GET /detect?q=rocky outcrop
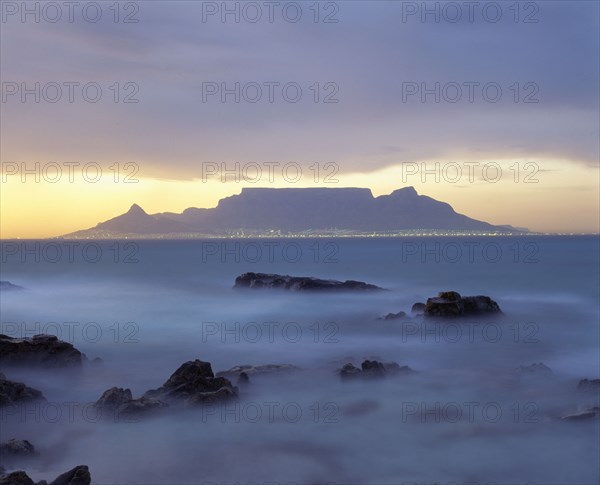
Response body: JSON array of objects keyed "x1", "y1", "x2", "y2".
[
  {"x1": 93, "y1": 387, "x2": 167, "y2": 420},
  {"x1": 560, "y1": 407, "x2": 600, "y2": 421},
  {"x1": 216, "y1": 364, "x2": 299, "y2": 380},
  {"x1": 411, "y1": 302, "x2": 425, "y2": 314},
  {"x1": 423, "y1": 291, "x2": 501, "y2": 317},
  {"x1": 234, "y1": 273, "x2": 383, "y2": 292},
  {"x1": 577, "y1": 378, "x2": 600, "y2": 392},
  {"x1": 0, "y1": 335, "x2": 84, "y2": 368},
  {"x1": 0, "y1": 439, "x2": 36, "y2": 458},
  {"x1": 339, "y1": 360, "x2": 413, "y2": 380},
  {"x1": 0, "y1": 373, "x2": 45, "y2": 406},
  {"x1": 379, "y1": 311, "x2": 406, "y2": 321},
  {"x1": 0, "y1": 465, "x2": 90, "y2": 485},
  {"x1": 48, "y1": 465, "x2": 90, "y2": 485},
  {"x1": 515, "y1": 363, "x2": 553, "y2": 377},
  {"x1": 144, "y1": 360, "x2": 237, "y2": 405},
  {"x1": 0, "y1": 471, "x2": 34, "y2": 485},
  {"x1": 0, "y1": 281, "x2": 24, "y2": 291}
]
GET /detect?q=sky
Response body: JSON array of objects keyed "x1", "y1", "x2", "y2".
[{"x1": 1, "y1": 0, "x2": 599, "y2": 237}]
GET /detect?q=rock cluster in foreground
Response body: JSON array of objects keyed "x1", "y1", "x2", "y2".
[
  {"x1": 339, "y1": 360, "x2": 413, "y2": 380},
  {"x1": 383, "y1": 291, "x2": 501, "y2": 320},
  {"x1": 0, "y1": 465, "x2": 90, "y2": 485},
  {"x1": 234, "y1": 273, "x2": 384, "y2": 291},
  {"x1": 94, "y1": 359, "x2": 237, "y2": 419}
]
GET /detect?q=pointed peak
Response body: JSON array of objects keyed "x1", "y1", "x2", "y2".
[
  {"x1": 127, "y1": 203, "x2": 147, "y2": 215},
  {"x1": 390, "y1": 186, "x2": 418, "y2": 196}
]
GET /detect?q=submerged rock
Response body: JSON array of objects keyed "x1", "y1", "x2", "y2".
[
  {"x1": 93, "y1": 387, "x2": 167, "y2": 420},
  {"x1": 560, "y1": 407, "x2": 600, "y2": 421},
  {"x1": 577, "y1": 378, "x2": 600, "y2": 392},
  {"x1": 0, "y1": 439, "x2": 36, "y2": 458},
  {"x1": 0, "y1": 335, "x2": 84, "y2": 368},
  {"x1": 144, "y1": 360, "x2": 237, "y2": 405},
  {"x1": 423, "y1": 291, "x2": 501, "y2": 317},
  {"x1": 515, "y1": 363, "x2": 554, "y2": 377},
  {"x1": 379, "y1": 311, "x2": 407, "y2": 321},
  {"x1": 216, "y1": 364, "x2": 300, "y2": 380},
  {"x1": 411, "y1": 302, "x2": 426, "y2": 314},
  {"x1": 0, "y1": 373, "x2": 45, "y2": 407},
  {"x1": 234, "y1": 272, "x2": 384, "y2": 292},
  {"x1": 340, "y1": 360, "x2": 413, "y2": 380},
  {"x1": 0, "y1": 281, "x2": 24, "y2": 291}
]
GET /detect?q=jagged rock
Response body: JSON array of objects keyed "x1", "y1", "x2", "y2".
[
  {"x1": 0, "y1": 281, "x2": 24, "y2": 291},
  {"x1": 237, "y1": 372, "x2": 250, "y2": 386},
  {"x1": 0, "y1": 439, "x2": 35, "y2": 457},
  {"x1": 0, "y1": 471, "x2": 35, "y2": 485},
  {"x1": 379, "y1": 311, "x2": 407, "y2": 321},
  {"x1": 144, "y1": 360, "x2": 237, "y2": 405},
  {"x1": 94, "y1": 387, "x2": 167, "y2": 419},
  {"x1": 0, "y1": 335, "x2": 84, "y2": 368},
  {"x1": 411, "y1": 302, "x2": 425, "y2": 314},
  {"x1": 577, "y1": 378, "x2": 600, "y2": 392},
  {"x1": 423, "y1": 292, "x2": 501, "y2": 317},
  {"x1": 0, "y1": 374, "x2": 45, "y2": 407},
  {"x1": 49, "y1": 465, "x2": 90, "y2": 485},
  {"x1": 216, "y1": 364, "x2": 299, "y2": 380},
  {"x1": 340, "y1": 360, "x2": 413, "y2": 380},
  {"x1": 560, "y1": 407, "x2": 600, "y2": 421},
  {"x1": 234, "y1": 273, "x2": 383, "y2": 292},
  {"x1": 516, "y1": 363, "x2": 553, "y2": 376}
]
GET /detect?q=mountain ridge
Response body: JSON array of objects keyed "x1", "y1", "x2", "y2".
[{"x1": 63, "y1": 186, "x2": 527, "y2": 238}]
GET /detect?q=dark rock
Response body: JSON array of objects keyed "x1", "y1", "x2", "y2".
[
  {"x1": 411, "y1": 302, "x2": 426, "y2": 314},
  {"x1": 0, "y1": 471, "x2": 35, "y2": 485},
  {"x1": 0, "y1": 375, "x2": 45, "y2": 407},
  {"x1": 0, "y1": 281, "x2": 24, "y2": 291},
  {"x1": 94, "y1": 387, "x2": 132, "y2": 410},
  {"x1": 340, "y1": 360, "x2": 413, "y2": 380},
  {"x1": 0, "y1": 439, "x2": 36, "y2": 458},
  {"x1": 577, "y1": 378, "x2": 600, "y2": 392},
  {"x1": 0, "y1": 335, "x2": 84, "y2": 368},
  {"x1": 216, "y1": 364, "x2": 299, "y2": 380},
  {"x1": 339, "y1": 363, "x2": 363, "y2": 380},
  {"x1": 560, "y1": 407, "x2": 600, "y2": 421},
  {"x1": 234, "y1": 273, "x2": 384, "y2": 292},
  {"x1": 423, "y1": 292, "x2": 501, "y2": 317},
  {"x1": 94, "y1": 387, "x2": 167, "y2": 420},
  {"x1": 113, "y1": 397, "x2": 168, "y2": 418},
  {"x1": 144, "y1": 360, "x2": 237, "y2": 405},
  {"x1": 237, "y1": 372, "x2": 250, "y2": 386},
  {"x1": 49, "y1": 465, "x2": 90, "y2": 485},
  {"x1": 516, "y1": 363, "x2": 553, "y2": 376},
  {"x1": 379, "y1": 311, "x2": 406, "y2": 321},
  {"x1": 361, "y1": 360, "x2": 387, "y2": 378}
]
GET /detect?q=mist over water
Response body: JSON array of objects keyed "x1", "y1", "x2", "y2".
[{"x1": 1, "y1": 236, "x2": 598, "y2": 484}]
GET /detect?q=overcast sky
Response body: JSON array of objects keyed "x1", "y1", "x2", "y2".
[{"x1": 1, "y1": 1, "x2": 599, "y2": 236}]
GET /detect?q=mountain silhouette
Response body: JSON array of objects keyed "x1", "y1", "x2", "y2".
[{"x1": 64, "y1": 187, "x2": 523, "y2": 237}]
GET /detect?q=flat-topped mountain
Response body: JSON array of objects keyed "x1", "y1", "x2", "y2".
[{"x1": 63, "y1": 187, "x2": 524, "y2": 237}]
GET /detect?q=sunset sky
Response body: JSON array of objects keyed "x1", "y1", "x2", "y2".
[{"x1": 1, "y1": 1, "x2": 598, "y2": 238}]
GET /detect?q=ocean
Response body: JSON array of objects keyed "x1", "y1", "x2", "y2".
[{"x1": 1, "y1": 236, "x2": 599, "y2": 484}]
